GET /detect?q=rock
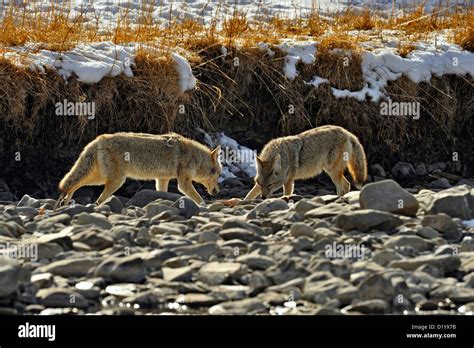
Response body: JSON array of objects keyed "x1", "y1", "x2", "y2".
[
  {"x1": 102, "y1": 196, "x2": 123, "y2": 214},
  {"x1": 71, "y1": 230, "x2": 114, "y2": 250},
  {"x1": 177, "y1": 293, "x2": 221, "y2": 307},
  {"x1": 198, "y1": 230, "x2": 220, "y2": 243},
  {"x1": 219, "y1": 228, "x2": 264, "y2": 242},
  {"x1": 236, "y1": 254, "x2": 276, "y2": 270},
  {"x1": 371, "y1": 164, "x2": 386, "y2": 178},
  {"x1": 222, "y1": 218, "x2": 266, "y2": 236},
  {"x1": 427, "y1": 162, "x2": 447, "y2": 173},
  {"x1": 172, "y1": 242, "x2": 219, "y2": 260},
  {"x1": 335, "y1": 209, "x2": 403, "y2": 232},
  {"x1": 17, "y1": 195, "x2": 40, "y2": 208},
  {"x1": 430, "y1": 285, "x2": 474, "y2": 304},
  {"x1": 342, "y1": 299, "x2": 389, "y2": 314},
  {"x1": 126, "y1": 190, "x2": 181, "y2": 207},
  {"x1": 416, "y1": 226, "x2": 440, "y2": 239},
  {"x1": 391, "y1": 162, "x2": 417, "y2": 183},
  {"x1": 123, "y1": 290, "x2": 163, "y2": 308},
  {"x1": 415, "y1": 163, "x2": 427, "y2": 176},
  {"x1": 428, "y1": 178, "x2": 452, "y2": 189},
  {"x1": 74, "y1": 212, "x2": 112, "y2": 230},
  {"x1": 389, "y1": 254, "x2": 460, "y2": 275},
  {"x1": 372, "y1": 250, "x2": 403, "y2": 266},
  {"x1": 358, "y1": 274, "x2": 395, "y2": 301},
  {"x1": 95, "y1": 255, "x2": 147, "y2": 283},
  {"x1": 0, "y1": 221, "x2": 26, "y2": 238},
  {"x1": 461, "y1": 238, "x2": 474, "y2": 252},
  {"x1": 145, "y1": 203, "x2": 180, "y2": 218},
  {"x1": 198, "y1": 262, "x2": 246, "y2": 285},
  {"x1": 38, "y1": 258, "x2": 96, "y2": 277},
  {"x1": 383, "y1": 235, "x2": 431, "y2": 252},
  {"x1": 0, "y1": 260, "x2": 30, "y2": 298},
  {"x1": 209, "y1": 298, "x2": 267, "y2": 315},
  {"x1": 421, "y1": 214, "x2": 462, "y2": 241},
  {"x1": 172, "y1": 197, "x2": 200, "y2": 219},
  {"x1": 37, "y1": 213, "x2": 71, "y2": 226},
  {"x1": 422, "y1": 185, "x2": 474, "y2": 219},
  {"x1": 208, "y1": 202, "x2": 225, "y2": 212},
  {"x1": 293, "y1": 199, "x2": 322, "y2": 215},
  {"x1": 290, "y1": 222, "x2": 316, "y2": 238},
  {"x1": 162, "y1": 266, "x2": 194, "y2": 282},
  {"x1": 303, "y1": 278, "x2": 358, "y2": 306},
  {"x1": 304, "y1": 203, "x2": 352, "y2": 219},
  {"x1": 359, "y1": 180, "x2": 419, "y2": 216},
  {"x1": 36, "y1": 288, "x2": 88, "y2": 308},
  {"x1": 253, "y1": 199, "x2": 289, "y2": 214}
]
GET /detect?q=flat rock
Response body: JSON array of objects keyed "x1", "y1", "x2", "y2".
[
  {"x1": 219, "y1": 228, "x2": 264, "y2": 242},
  {"x1": 389, "y1": 254, "x2": 460, "y2": 275},
  {"x1": 335, "y1": 209, "x2": 403, "y2": 232},
  {"x1": 38, "y1": 258, "x2": 97, "y2": 278},
  {"x1": 236, "y1": 254, "x2": 276, "y2": 270},
  {"x1": 383, "y1": 235, "x2": 431, "y2": 252},
  {"x1": 421, "y1": 185, "x2": 474, "y2": 219},
  {"x1": 126, "y1": 190, "x2": 182, "y2": 207},
  {"x1": 305, "y1": 203, "x2": 352, "y2": 219},
  {"x1": 36, "y1": 288, "x2": 88, "y2": 308},
  {"x1": 209, "y1": 298, "x2": 267, "y2": 315},
  {"x1": 95, "y1": 255, "x2": 147, "y2": 283},
  {"x1": 359, "y1": 180, "x2": 419, "y2": 216}
]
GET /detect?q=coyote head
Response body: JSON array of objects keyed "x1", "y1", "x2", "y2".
[
  {"x1": 202, "y1": 145, "x2": 222, "y2": 195},
  {"x1": 255, "y1": 154, "x2": 283, "y2": 199}
]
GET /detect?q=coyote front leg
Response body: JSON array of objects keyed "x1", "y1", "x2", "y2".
[
  {"x1": 244, "y1": 184, "x2": 261, "y2": 200},
  {"x1": 177, "y1": 176, "x2": 205, "y2": 205},
  {"x1": 156, "y1": 178, "x2": 169, "y2": 192},
  {"x1": 283, "y1": 178, "x2": 294, "y2": 196}
]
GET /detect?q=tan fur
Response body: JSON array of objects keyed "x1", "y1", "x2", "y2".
[
  {"x1": 244, "y1": 125, "x2": 367, "y2": 199},
  {"x1": 54, "y1": 132, "x2": 221, "y2": 209}
]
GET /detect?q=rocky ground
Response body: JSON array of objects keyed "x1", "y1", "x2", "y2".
[{"x1": 1, "y1": 174, "x2": 474, "y2": 315}]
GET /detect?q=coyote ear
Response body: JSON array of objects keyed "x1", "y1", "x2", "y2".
[
  {"x1": 211, "y1": 145, "x2": 221, "y2": 160},
  {"x1": 273, "y1": 154, "x2": 282, "y2": 171},
  {"x1": 256, "y1": 156, "x2": 264, "y2": 168}
]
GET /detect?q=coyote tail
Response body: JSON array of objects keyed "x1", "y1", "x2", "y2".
[{"x1": 347, "y1": 136, "x2": 367, "y2": 188}]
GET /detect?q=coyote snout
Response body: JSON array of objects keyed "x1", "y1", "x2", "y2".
[
  {"x1": 54, "y1": 132, "x2": 222, "y2": 209},
  {"x1": 245, "y1": 125, "x2": 367, "y2": 200}
]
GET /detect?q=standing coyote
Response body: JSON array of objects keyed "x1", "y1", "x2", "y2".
[
  {"x1": 54, "y1": 132, "x2": 221, "y2": 209},
  {"x1": 244, "y1": 125, "x2": 367, "y2": 199}
]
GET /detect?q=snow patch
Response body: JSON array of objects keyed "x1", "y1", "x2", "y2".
[
  {"x1": 171, "y1": 52, "x2": 197, "y2": 92},
  {"x1": 278, "y1": 41, "x2": 317, "y2": 80},
  {"x1": 306, "y1": 76, "x2": 329, "y2": 88}
]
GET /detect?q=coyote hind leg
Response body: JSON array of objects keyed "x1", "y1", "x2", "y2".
[{"x1": 326, "y1": 167, "x2": 350, "y2": 197}]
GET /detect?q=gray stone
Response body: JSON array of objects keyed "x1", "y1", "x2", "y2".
[
  {"x1": 290, "y1": 222, "x2": 316, "y2": 238},
  {"x1": 38, "y1": 258, "x2": 96, "y2": 277},
  {"x1": 359, "y1": 180, "x2": 419, "y2": 216},
  {"x1": 162, "y1": 266, "x2": 194, "y2": 282},
  {"x1": 343, "y1": 299, "x2": 389, "y2": 314},
  {"x1": 389, "y1": 254, "x2": 460, "y2": 275},
  {"x1": 219, "y1": 228, "x2": 264, "y2": 242},
  {"x1": 126, "y1": 190, "x2": 182, "y2": 207},
  {"x1": 422, "y1": 185, "x2": 474, "y2": 219},
  {"x1": 209, "y1": 298, "x2": 266, "y2": 315},
  {"x1": 428, "y1": 178, "x2": 452, "y2": 189},
  {"x1": 391, "y1": 162, "x2": 417, "y2": 182},
  {"x1": 198, "y1": 262, "x2": 246, "y2": 285},
  {"x1": 305, "y1": 203, "x2": 352, "y2": 219},
  {"x1": 95, "y1": 255, "x2": 147, "y2": 283},
  {"x1": 383, "y1": 235, "x2": 431, "y2": 252},
  {"x1": 74, "y1": 212, "x2": 112, "y2": 230},
  {"x1": 253, "y1": 199, "x2": 289, "y2": 214},
  {"x1": 236, "y1": 254, "x2": 276, "y2": 270},
  {"x1": 36, "y1": 288, "x2": 88, "y2": 308},
  {"x1": 71, "y1": 230, "x2": 114, "y2": 250},
  {"x1": 172, "y1": 242, "x2": 219, "y2": 260},
  {"x1": 335, "y1": 209, "x2": 403, "y2": 232},
  {"x1": 172, "y1": 197, "x2": 200, "y2": 219},
  {"x1": 416, "y1": 226, "x2": 440, "y2": 239},
  {"x1": 358, "y1": 273, "x2": 395, "y2": 301},
  {"x1": 17, "y1": 195, "x2": 41, "y2": 208},
  {"x1": 102, "y1": 196, "x2": 123, "y2": 214},
  {"x1": 0, "y1": 260, "x2": 30, "y2": 297},
  {"x1": 421, "y1": 214, "x2": 462, "y2": 241},
  {"x1": 303, "y1": 278, "x2": 358, "y2": 306}
]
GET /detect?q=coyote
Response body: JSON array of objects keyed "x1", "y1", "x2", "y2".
[
  {"x1": 244, "y1": 125, "x2": 367, "y2": 199},
  {"x1": 54, "y1": 132, "x2": 221, "y2": 209}
]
